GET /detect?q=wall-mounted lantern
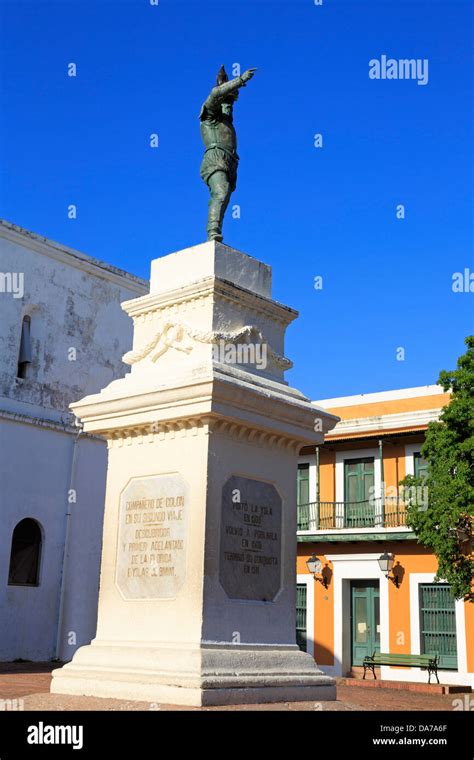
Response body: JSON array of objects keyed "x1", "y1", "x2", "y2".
[
  {"x1": 378, "y1": 552, "x2": 399, "y2": 588},
  {"x1": 306, "y1": 554, "x2": 329, "y2": 588}
]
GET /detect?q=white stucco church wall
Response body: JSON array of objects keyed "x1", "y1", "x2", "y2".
[{"x1": 0, "y1": 221, "x2": 148, "y2": 662}]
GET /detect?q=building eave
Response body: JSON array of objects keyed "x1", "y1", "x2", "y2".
[
  {"x1": 306, "y1": 407, "x2": 443, "y2": 445},
  {"x1": 0, "y1": 219, "x2": 149, "y2": 295}
]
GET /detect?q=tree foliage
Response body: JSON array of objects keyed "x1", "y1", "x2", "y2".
[{"x1": 400, "y1": 336, "x2": 474, "y2": 601}]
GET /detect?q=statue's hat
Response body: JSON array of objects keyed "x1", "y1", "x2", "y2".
[{"x1": 216, "y1": 65, "x2": 229, "y2": 85}]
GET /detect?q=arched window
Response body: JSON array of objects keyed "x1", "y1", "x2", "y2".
[
  {"x1": 17, "y1": 315, "x2": 32, "y2": 379},
  {"x1": 8, "y1": 519, "x2": 42, "y2": 586}
]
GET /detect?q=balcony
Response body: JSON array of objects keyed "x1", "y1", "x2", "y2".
[{"x1": 297, "y1": 497, "x2": 409, "y2": 533}]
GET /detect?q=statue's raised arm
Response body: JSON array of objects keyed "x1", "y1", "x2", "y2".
[
  {"x1": 202, "y1": 68, "x2": 256, "y2": 116},
  {"x1": 199, "y1": 66, "x2": 257, "y2": 242}
]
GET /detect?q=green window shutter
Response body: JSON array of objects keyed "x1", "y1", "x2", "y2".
[
  {"x1": 344, "y1": 458, "x2": 375, "y2": 527},
  {"x1": 419, "y1": 584, "x2": 458, "y2": 670},
  {"x1": 414, "y1": 452, "x2": 429, "y2": 480},
  {"x1": 297, "y1": 463, "x2": 310, "y2": 506},
  {"x1": 344, "y1": 458, "x2": 374, "y2": 502},
  {"x1": 296, "y1": 584, "x2": 307, "y2": 652}
]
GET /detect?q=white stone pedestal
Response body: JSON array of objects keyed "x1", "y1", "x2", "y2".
[{"x1": 51, "y1": 242, "x2": 339, "y2": 706}]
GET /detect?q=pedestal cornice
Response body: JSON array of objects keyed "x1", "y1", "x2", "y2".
[
  {"x1": 122, "y1": 276, "x2": 298, "y2": 326},
  {"x1": 71, "y1": 367, "x2": 338, "y2": 449}
]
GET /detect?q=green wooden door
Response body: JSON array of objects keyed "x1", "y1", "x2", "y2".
[
  {"x1": 344, "y1": 458, "x2": 375, "y2": 527},
  {"x1": 351, "y1": 581, "x2": 380, "y2": 665},
  {"x1": 296, "y1": 584, "x2": 307, "y2": 651},
  {"x1": 419, "y1": 584, "x2": 458, "y2": 670}
]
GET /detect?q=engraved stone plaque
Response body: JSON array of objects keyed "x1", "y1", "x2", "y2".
[
  {"x1": 116, "y1": 474, "x2": 187, "y2": 600},
  {"x1": 219, "y1": 476, "x2": 282, "y2": 601}
]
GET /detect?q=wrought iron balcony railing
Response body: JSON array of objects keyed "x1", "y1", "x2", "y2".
[{"x1": 297, "y1": 497, "x2": 408, "y2": 531}]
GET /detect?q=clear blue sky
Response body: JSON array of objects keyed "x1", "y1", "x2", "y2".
[{"x1": 1, "y1": 0, "x2": 472, "y2": 398}]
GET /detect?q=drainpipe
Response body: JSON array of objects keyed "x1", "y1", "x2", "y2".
[
  {"x1": 378, "y1": 438, "x2": 384, "y2": 527},
  {"x1": 54, "y1": 422, "x2": 83, "y2": 660}
]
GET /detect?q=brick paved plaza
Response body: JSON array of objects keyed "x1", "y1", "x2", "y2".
[{"x1": 0, "y1": 663, "x2": 470, "y2": 712}]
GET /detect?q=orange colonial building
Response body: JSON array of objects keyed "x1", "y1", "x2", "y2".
[{"x1": 296, "y1": 385, "x2": 474, "y2": 687}]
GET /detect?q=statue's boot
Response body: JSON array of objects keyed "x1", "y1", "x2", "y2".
[
  {"x1": 207, "y1": 199, "x2": 225, "y2": 242},
  {"x1": 207, "y1": 200, "x2": 224, "y2": 241},
  {"x1": 207, "y1": 171, "x2": 231, "y2": 242}
]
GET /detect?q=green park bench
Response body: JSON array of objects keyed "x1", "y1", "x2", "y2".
[{"x1": 363, "y1": 652, "x2": 440, "y2": 684}]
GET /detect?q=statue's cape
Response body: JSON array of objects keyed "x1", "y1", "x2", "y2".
[{"x1": 199, "y1": 104, "x2": 207, "y2": 120}]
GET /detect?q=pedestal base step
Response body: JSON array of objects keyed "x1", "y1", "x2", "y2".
[
  {"x1": 50, "y1": 643, "x2": 336, "y2": 706},
  {"x1": 51, "y1": 674, "x2": 336, "y2": 706}
]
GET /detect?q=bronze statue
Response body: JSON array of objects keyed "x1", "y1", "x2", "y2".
[{"x1": 199, "y1": 65, "x2": 257, "y2": 242}]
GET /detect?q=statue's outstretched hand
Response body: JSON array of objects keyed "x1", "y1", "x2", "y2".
[{"x1": 241, "y1": 68, "x2": 257, "y2": 83}]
